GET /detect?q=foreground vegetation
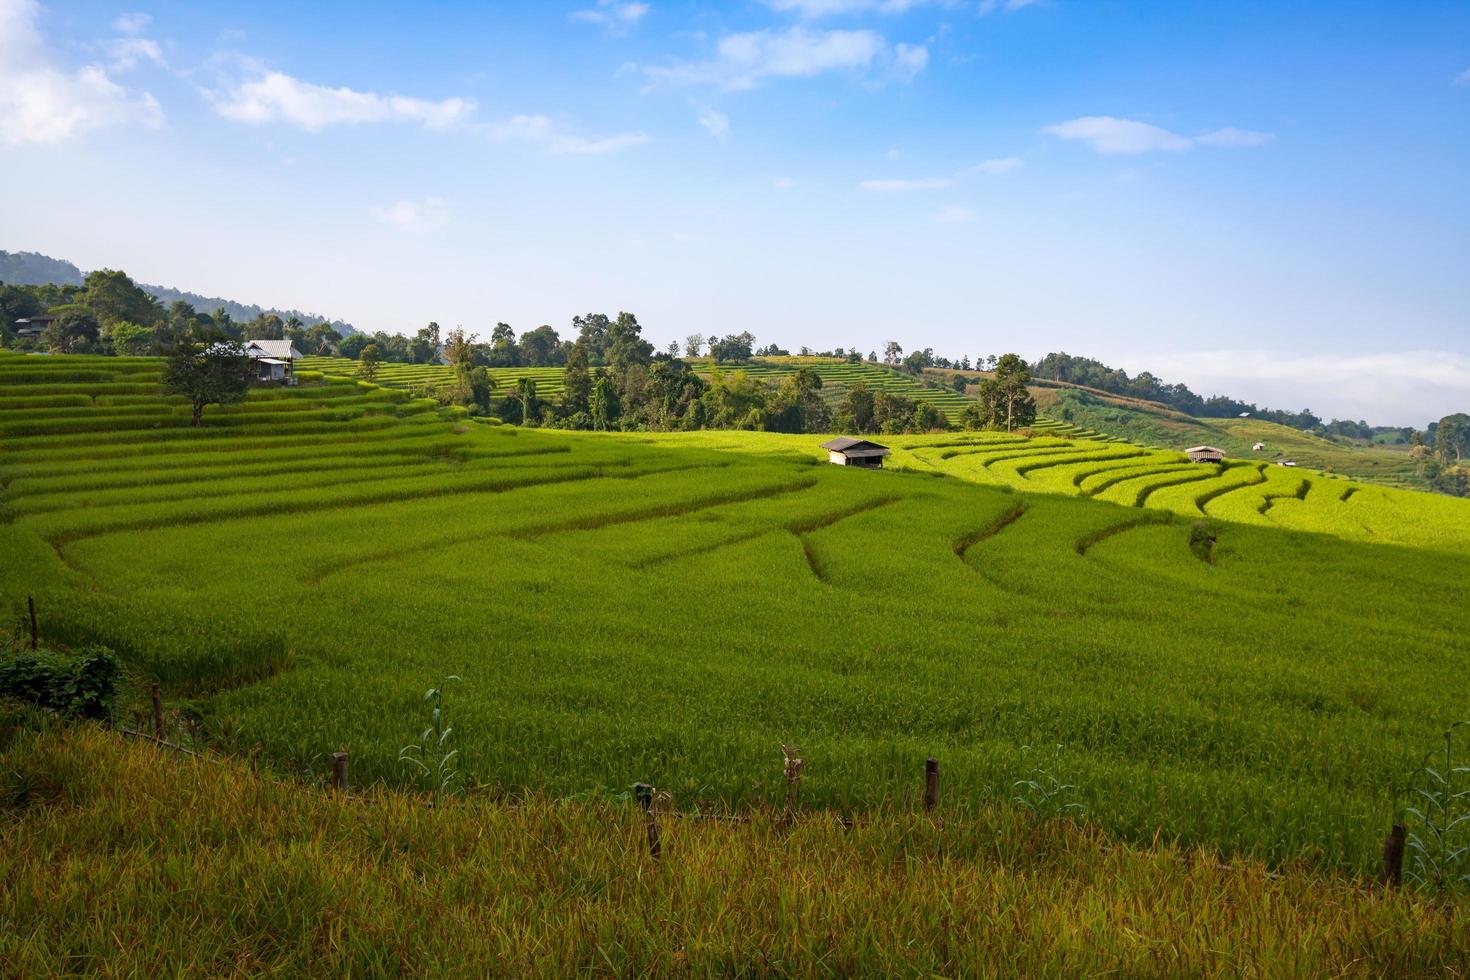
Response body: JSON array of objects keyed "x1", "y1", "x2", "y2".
[{"x1": 2, "y1": 718, "x2": 1466, "y2": 976}]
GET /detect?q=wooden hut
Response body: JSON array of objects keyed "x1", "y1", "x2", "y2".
[
  {"x1": 1184, "y1": 445, "x2": 1225, "y2": 464},
  {"x1": 820, "y1": 437, "x2": 891, "y2": 468}
]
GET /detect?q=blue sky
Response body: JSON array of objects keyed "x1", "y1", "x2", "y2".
[{"x1": 2, "y1": 0, "x2": 1468, "y2": 423}]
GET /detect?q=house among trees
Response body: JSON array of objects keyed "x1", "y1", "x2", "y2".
[
  {"x1": 243, "y1": 339, "x2": 302, "y2": 384},
  {"x1": 821, "y1": 437, "x2": 891, "y2": 468},
  {"x1": 1185, "y1": 445, "x2": 1226, "y2": 464},
  {"x1": 14, "y1": 314, "x2": 58, "y2": 338}
]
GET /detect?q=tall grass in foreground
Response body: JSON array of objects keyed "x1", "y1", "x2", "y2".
[{"x1": 1, "y1": 721, "x2": 1467, "y2": 977}]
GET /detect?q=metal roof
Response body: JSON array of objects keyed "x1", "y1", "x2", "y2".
[
  {"x1": 244, "y1": 340, "x2": 302, "y2": 360},
  {"x1": 821, "y1": 437, "x2": 891, "y2": 456}
]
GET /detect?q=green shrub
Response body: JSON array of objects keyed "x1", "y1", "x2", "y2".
[{"x1": 0, "y1": 646, "x2": 119, "y2": 720}]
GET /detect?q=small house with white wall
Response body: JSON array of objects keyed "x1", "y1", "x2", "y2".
[
  {"x1": 243, "y1": 340, "x2": 303, "y2": 384},
  {"x1": 821, "y1": 437, "x2": 891, "y2": 468}
]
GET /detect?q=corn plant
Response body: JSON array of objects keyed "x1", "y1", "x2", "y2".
[
  {"x1": 1404, "y1": 721, "x2": 1470, "y2": 894},
  {"x1": 399, "y1": 677, "x2": 463, "y2": 799}
]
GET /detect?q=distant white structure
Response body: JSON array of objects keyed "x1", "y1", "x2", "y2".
[
  {"x1": 1252, "y1": 442, "x2": 1266, "y2": 451},
  {"x1": 243, "y1": 340, "x2": 302, "y2": 384},
  {"x1": 1277, "y1": 460, "x2": 1298, "y2": 467},
  {"x1": 1239, "y1": 412, "x2": 1251, "y2": 418}
]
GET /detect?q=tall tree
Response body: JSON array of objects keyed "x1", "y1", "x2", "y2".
[
  {"x1": 517, "y1": 324, "x2": 563, "y2": 366},
  {"x1": 562, "y1": 340, "x2": 592, "y2": 417},
  {"x1": 883, "y1": 341, "x2": 903, "y2": 365},
  {"x1": 684, "y1": 333, "x2": 705, "y2": 358},
  {"x1": 1437, "y1": 413, "x2": 1470, "y2": 462},
  {"x1": 164, "y1": 337, "x2": 255, "y2": 426},
  {"x1": 356, "y1": 343, "x2": 382, "y2": 381},
  {"x1": 590, "y1": 373, "x2": 619, "y2": 430},
  {"x1": 83, "y1": 269, "x2": 160, "y2": 328}
]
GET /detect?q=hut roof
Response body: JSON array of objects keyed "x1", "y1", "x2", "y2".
[
  {"x1": 820, "y1": 437, "x2": 891, "y2": 457},
  {"x1": 243, "y1": 340, "x2": 303, "y2": 361},
  {"x1": 1184, "y1": 446, "x2": 1225, "y2": 455}
]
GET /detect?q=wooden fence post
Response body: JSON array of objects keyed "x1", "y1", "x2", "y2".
[
  {"x1": 924, "y1": 757, "x2": 940, "y2": 812},
  {"x1": 1381, "y1": 823, "x2": 1406, "y2": 887},
  {"x1": 635, "y1": 782, "x2": 660, "y2": 860},
  {"x1": 332, "y1": 751, "x2": 350, "y2": 796},
  {"x1": 782, "y1": 745, "x2": 804, "y2": 825},
  {"x1": 150, "y1": 683, "x2": 164, "y2": 740},
  {"x1": 27, "y1": 594, "x2": 38, "y2": 650}
]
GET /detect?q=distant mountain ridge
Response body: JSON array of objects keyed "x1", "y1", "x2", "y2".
[{"x1": 0, "y1": 249, "x2": 356, "y2": 335}]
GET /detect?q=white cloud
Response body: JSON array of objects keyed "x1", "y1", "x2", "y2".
[
  {"x1": 933, "y1": 204, "x2": 975, "y2": 223},
  {"x1": 1196, "y1": 126, "x2": 1274, "y2": 148},
  {"x1": 1044, "y1": 116, "x2": 1275, "y2": 155},
  {"x1": 208, "y1": 70, "x2": 474, "y2": 130},
  {"x1": 372, "y1": 196, "x2": 449, "y2": 233},
  {"x1": 1043, "y1": 116, "x2": 1192, "y2": 155},
  {"x1": 484, "y1": 112, "x2": 648, "y2": 155},
  {"x1": 487, "y1": 113, "x2": 553, "y2": 141},
  {"x1": 0, "y1": 0, "x2": 163, "y2": 146},
  {"x1": 763, "y1": 0, "x2": 934, "y2": 15},
  {"x1": 113, "y1": 11, "x2": 151, "y2": 34},
  {"x1": 860, "y1": 176, "x2": 954, "y2": 191},
  {"x1": 979, "y1": 0, "x2": 1040, "y2": 12},
  {"x1": 551, "y1": 131, "x2": 650, "y2": 154},
  {"x1": 970, "y1": 155, "x2": 1022, "y2": 174},
  {"x1": 107, "y1": 36, "x2": 165, "y2": 72},
  {"x1": 773, "y1": 176, "x2": 796, "y2": 189},
  {"x1": 891, "y1": 42, "x2": 928, "y2": 82},
  {"x1": 1129, "y1": 350, "x2": 1470, "y2": 425},
  {"x1": 572, "y1": 0, "x2": 650, "y2": 34},
  {"x1": 644, "y1": 27, "x2": 908, "y2": 91},
  {"x1": 698, "y1": 106, "x2": 730, "y2": 139},
  {"x1": 1455, "y1": 67, "x2": 1470, "y2": 86}
]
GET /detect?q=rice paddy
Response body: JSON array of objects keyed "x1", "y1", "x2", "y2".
[{"x1": 4, "y1": 349, "x2": 1470, "y2": 883}]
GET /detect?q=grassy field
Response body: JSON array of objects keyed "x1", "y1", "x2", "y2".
[
  {"x1": 3, "y1": 350, "x2": 1470, "y2": 887},
  {"x1": 4, "y1": 717, "x2": 1467, "y2": 976}
]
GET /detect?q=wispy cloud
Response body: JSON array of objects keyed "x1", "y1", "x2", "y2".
[
  {"x1": 763, "y1": 0, "x2": 935, "y2": 17},
  {"x1": 484, "y1": 112, "x2": 648, "y2": 155},
  {"x1": 112, "y1": 11, "x2": 152, "y2": 35},
  {"x1": 1043, "y1": 116, "x2": 1273, "y2": 155},
  {"x1": 643, "y1": 27, "x2": 920, "y2": 91},
  {"x1": 0, "y1": 0, "x2": 163, "y2": 146},
  {"x1": 773, "y1": 176, "x2": 796, "y2": 189},
  {"x1": 765, "y1": 0, "x2": 1038, "y2": 16},
  {"x1": 372, "y1": 196, "x2": 449, "y2": 233},
  {"x1": 1195, "y1": 126, "x2": 1273, "y2": 148},
  {"x1": 863, "y1": 155, "x2": 1021, "y2": 191},
  {"x1": 106, "y1": 37, "x2": 166, "y2": 72},
  {"x1": 1042, "y1": 117, "x2": 1192, "y2": 154},
  {"x1": 978, "y1": 0, "x2": 1041, "y2": 13},
  {"x1": 969, "y1": 155, "x2": 1022, "y2": 174},
  {"x1": 572, "y1": 0, "x2": 650, "y2": 35},
  {"x1": 208, "y1": 68, "x2": 474, "y2": 130},
  {"x1": 860, "y1": 176, "x2": 953, "y2": 191},
  {"x1": 933, "y1": 204, "x2": 975, "y2": 223},
  {"x1": 698, "y1": 107, "x2": 730, "y2": 140},
  {"x1": 1455, "y1": 67, "x2": 1470, "y2": 86},
  {"x1": 551, "y1": 131, "x2": 650, "y2": 154}
]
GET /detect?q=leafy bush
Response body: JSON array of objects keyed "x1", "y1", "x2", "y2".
[{"x1": 0, "y1": 646, "x2": 119, "y2": 719}]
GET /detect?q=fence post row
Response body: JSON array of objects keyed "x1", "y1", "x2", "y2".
[
  {"x1": 1380, "y1": 823, "x2": 1406, "y2": 887},
  {"x1": 635, "y1": 782, "x2": 660, "y2": 860},
  {"x1": 332, "y1": 751, "x2": 350, "y2": 796},
  {"x1": 924, "y1": 757, "x2": 940, "y2": 812}
]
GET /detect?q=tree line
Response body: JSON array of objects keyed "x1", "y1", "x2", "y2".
[{"x1": 0, "y1": 270, "x2": 347, "y2": 357}]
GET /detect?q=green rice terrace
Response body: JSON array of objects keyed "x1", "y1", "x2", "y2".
[{"x1": 4, "y1": 349, "x2": 1470, "y2": 881}]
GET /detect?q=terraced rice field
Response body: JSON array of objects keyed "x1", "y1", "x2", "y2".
[
  {"x1": 4, "y1": 350, "x2": 1470, "y2": 878},
  {"x1": 730, "y1": 358, "x2": 978, "y2": 422},
  {"x1": 298, "y1": 355, "x2": 566, "y2": 400}
]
